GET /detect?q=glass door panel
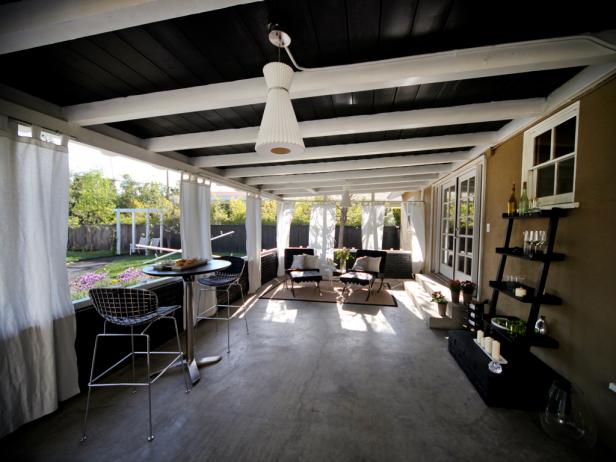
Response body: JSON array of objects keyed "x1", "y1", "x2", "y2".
[{"x1": 438, "y1": 181, "x2": 456, "y2": 278}]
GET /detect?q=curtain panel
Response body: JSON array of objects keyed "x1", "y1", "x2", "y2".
[
  {"x1": 245, "y1": 194, "x2": 262, "y2": 293},
  {"x1": 0, "y1": 122, "x2": 79, "y2": 437},
  {"x1": 180, "y1": 177, "x2": 215, "y2": 320},
  {"x1": 361, "y1": 204, "x2": 385, "y2": 250},
  {"x1": 276, "y1": 201, "x2": 294, "y2": 277},
  {"x1": 407, "y1": 202, "x2": 426, "y2": 274},
  {"x1": 308, "y1": 203, "x2": 336, "y2": 262}
]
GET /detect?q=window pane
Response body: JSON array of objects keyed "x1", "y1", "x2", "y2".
[
  {"x1": 17, "y1": 124, "x2": 32, "y2": 137},
  {"x1": 458, "y1": 255, "x2": 465, "y2": 273},
  {"x1": 534, "y1": 130, "x2": 551, "y2": 165},
  {"x1": 465, "y1": 257, "x2": 472, "y2": 276},
  {"x1": 447, "y1": 235, "x2": 454, "y2": 250},
  {"x1": 468, "y1": 177, "x2": 475, "y2": 196},
  {"x1": 458, "y1": 237, "x2": 466, "y2": 253},
  {"x1": 557, "y1": 158, "x2": 575, "y2": 194},
  {"x1": 447, "y1": 253, "x2": 453, "y2": 266},
  {"x1": 537, "y1": 164, "x2": 556, "y2": 198},
  {"x1": 467, "y1": 238, "x2": 473, "y2": 252},
  {"x1": 554, "y1": 117, "x2": 576, "y2": 158}
]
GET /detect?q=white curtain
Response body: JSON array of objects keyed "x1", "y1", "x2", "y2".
[
  {"x1": 0, "y1": 123, "x2": 79, "y2": 437},
  {"x1": 309, "y1": 203, "x2": 336, "y2": 262},
  {"x1": 180, "y1": 177, "x2": 215, "y2": 321},
  {"x1": 276, "y1": 201, "x2": 294, "y2": 277},
  {"x1": 246, "y1": 194, "x2": 262, "y2": 293},
  {"x1": 408, "y1": 202, "x2": 426, "y2": 274},
  {"x1": 400, "y1": 201, "x2": 411, "y2": 251},
  {"x1": 361, "y1": 204, "x2": 385, "y2": 250}
]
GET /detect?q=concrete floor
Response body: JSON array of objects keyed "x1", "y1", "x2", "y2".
[{"x1": 0, "y1": 284, "x2": 608, "y2": 461}]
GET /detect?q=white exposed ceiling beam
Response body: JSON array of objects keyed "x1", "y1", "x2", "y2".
[
  {"x1": 223, "y1": 151, "x2": 472, "y2": 178},
  {"x1": 0, "y1": 97, "x2": 279, "y2": 200},
  {"x1": 260, "y1": 175, "x2": 436, "y2": 191},
  {"x1": 144, "y1": 99, "x2": 544, "y2": 151},
  {"x1": 0, "y1": 0, "x2": 260, "y2": 55},
  {"x1": 245, "y1": 166, "x2": 450, "y2": 186},
  {"x1": 193, "y1": 132, "x2": 494, "y2": 168},
  {"x1": 281, "y1": 187, "x2": 419, "y2": 199},
  {"x1": 62, "y1": 34, "x2": 616, "y2": 126}
]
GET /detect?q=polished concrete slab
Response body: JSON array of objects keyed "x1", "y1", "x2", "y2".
[{"x1": 0, "y1": 285, "x2": 609, "y2": 461}]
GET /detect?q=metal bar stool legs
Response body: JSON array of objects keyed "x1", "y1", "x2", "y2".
[{"x1": 81, "y1": 315, "x2": 189, "y2": 443}]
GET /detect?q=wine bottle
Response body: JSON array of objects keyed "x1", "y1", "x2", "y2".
[
  {"x1": 507, "y1": 183, "x2": 517, "y2": 216},
  {"x1": 519, "y1": 181, "x2": 529, "y2": 215}
]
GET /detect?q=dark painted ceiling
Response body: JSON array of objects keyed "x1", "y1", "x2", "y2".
[{"x1": 0, "y1": 0, "x2": 613, "y2": 175}]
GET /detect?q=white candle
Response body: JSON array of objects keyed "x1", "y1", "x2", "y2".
[
  {"x1": 492, "y1": 340, "x2": 501, "y2": 361},
  {"x1": 477, "y1": 330, "x2": 484, "y2": 346},
  {"x1": 483, "y1": 337, "x2": 493, "y2": 355},
  {"x1": 514, "y1": 287, "x2": 527, "y2": 297}
]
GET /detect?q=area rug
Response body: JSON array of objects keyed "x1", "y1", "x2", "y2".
[{"x1": 259, "y1": 280, "x2": 398, "y2": 307}]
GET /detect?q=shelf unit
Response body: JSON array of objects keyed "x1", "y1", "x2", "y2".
[{"x1": 488, "y1": 208, "x2": 566, "y2": 349}]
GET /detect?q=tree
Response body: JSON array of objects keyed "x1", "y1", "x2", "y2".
[
  {"x1": 69, "y1": 171, "x2": 117, "y2": 250},
  {"x1": 261, "y1": 200, "x2": 278, "y2": 225}
]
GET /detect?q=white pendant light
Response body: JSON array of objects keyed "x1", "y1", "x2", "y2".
[
  {"x1": 256, "y1": 61, "x2": 304, "y2": 156},
  {"x1": 340, "y1": 189, "x2": 352, "y2": 208}
]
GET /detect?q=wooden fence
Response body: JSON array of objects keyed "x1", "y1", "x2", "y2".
[{"x1": 68, "y1": 223, "x2": 400, "y2": 253}]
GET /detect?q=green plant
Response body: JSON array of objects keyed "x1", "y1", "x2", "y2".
[
  {"x1": 460, "y1": 280, "x2": 476, "y2": 294},
  {"x1": 449, "y1": 279, "x2": 461, "y2": 292},
  {"x1": 431, "y1": 291, "x2": 447, "y2": 304},
  {"x1": 335, "y1": 247, "x2": 351, "y2": 262}
]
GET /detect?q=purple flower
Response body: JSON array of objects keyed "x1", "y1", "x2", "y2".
[
  {"x1": 74, "y1": 271, "x2": 109, "y2": 292},
  {"x1": 117, "y1": 267, "x2": 143, "y2": 283}
]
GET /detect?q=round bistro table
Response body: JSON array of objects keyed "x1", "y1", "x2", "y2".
[{"x1": 143, "y1": 259, "x2": 231, "y2": 385}]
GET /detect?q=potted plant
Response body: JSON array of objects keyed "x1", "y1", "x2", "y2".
[
  {"x1": 449, "y1": 279, "x2": 461, "y2": 303},
  {"x1": 431, "y1": 291, "x2": 448, "y2": 317},
  {"x1": 460, "y1": 280, "x2": 476, "y2": 304},
  {"x1": 334, "y1": 247, "x2": 351, "y2": 272}
]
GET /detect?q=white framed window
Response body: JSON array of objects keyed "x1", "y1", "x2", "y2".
[{"x1": 522, "y1": 102, "x2": 579, "y2": 207}]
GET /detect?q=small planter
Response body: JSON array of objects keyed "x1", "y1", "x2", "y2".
[
  {"x1": 437, "y1": 302, "x2": 448, "y2": 317},
  {"x1": 450, "y1": 290, "x2": 460, "y2": 304},
  {"x1": 462, "y1": 292, "x2": 473, "y2": 304}
]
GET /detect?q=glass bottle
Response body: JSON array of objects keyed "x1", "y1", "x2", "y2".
[
  {"x1": 535, "y1": 315, "x2": 547, "y2": 335},
  {"x1": 507, "y1": 183, "x2": 517, "y2": 216},
  {"x1": 519, "y1": 181, "x2": 529, "y2": 215}
]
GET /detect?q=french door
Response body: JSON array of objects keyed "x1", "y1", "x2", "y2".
[{"x1": 437, "y1": 166, "x2": 482, "y2": 282}]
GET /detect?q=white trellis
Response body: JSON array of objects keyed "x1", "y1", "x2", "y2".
[{"x1": 114, "y1": 208, "x2": 164, "y2": 255}]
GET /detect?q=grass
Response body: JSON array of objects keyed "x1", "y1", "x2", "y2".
[{"x1": 66, "y1": 250, "x2": 114, "y2": 263}]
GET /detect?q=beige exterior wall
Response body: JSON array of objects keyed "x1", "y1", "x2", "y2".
[{"x1": 479, "y1": 77, "x2": 616, "y2": 448}]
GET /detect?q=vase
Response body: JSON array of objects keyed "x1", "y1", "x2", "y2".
[
  {"x1": 437, "y1": 302, "x2": 448, "y2": 317},
  {"x1": 462, "y1": 292, "x2": 472, "y2": 304},
  {"x1": 340, "y1": 259, "x2": 347, "y2": 273},
  {"x1": 451, "y1": 290, "x2": 460, "y2": 303}
]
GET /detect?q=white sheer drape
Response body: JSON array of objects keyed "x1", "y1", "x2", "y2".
[
  {"x1": 246, "y1": 194, "x2": 262, "y2": 293},
  {"x1": 309, "y1": 203, "x2": 336, "y2": 262},
  {"x1": 276, "y1": 201, "x2": 294, "y2": 276},
  {"x1": 180, "y1": 177, "x2": 215, "y2": 321},
  {"x1": 408, "y1": 202, "x2": 426, "y2": 274},
  {"x1": 0, "y1": 124, "x2": 79, "y2": 437},
  {"x1": 361, "y1": 204, "x2": 385, "y2": 250},
  {"x1": 400, "y1": 201, "x2": 411, "y2": 251}
]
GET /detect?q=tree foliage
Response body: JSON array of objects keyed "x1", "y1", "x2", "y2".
[{"x1": 69, "y1": 171, "x2": 117, "y2": 228}]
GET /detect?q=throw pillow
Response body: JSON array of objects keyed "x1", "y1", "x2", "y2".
[
  {"x1": 303, "y1": 254, "x2": 320, "y2": 270},
  {"x1": 352, "y1": 256, "x2": 369, "y2": 271},
  {"x1": 366, "y1": 256, "x2": 382, "y2": 273},
  {"x1": 290, "y1": 254, "x2": 305, "y2": 270}
]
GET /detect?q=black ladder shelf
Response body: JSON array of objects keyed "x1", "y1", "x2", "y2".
[{"x1": 488, "y1": 208, "x2": 567, "y2": 349}]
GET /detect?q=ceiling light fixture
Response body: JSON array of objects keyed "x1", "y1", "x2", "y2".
[{"x1": 255, "y1": 24, "x2": 304, "y2": 156}]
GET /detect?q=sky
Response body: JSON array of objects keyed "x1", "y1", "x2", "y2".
[{"x1": 68, "y1": 140, "x2": 236, "y2": 194}]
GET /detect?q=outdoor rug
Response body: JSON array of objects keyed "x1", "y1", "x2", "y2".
[{"x1": 259, "y1": 280, "x2": 398, "y2": 307}]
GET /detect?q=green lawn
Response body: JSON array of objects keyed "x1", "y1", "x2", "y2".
[
  {"x1": 66, "y1": 250, "x2": 114, "y2": 263},
  {"x1": 102, "y1": 255, "x2": 175, "y2": 278}
]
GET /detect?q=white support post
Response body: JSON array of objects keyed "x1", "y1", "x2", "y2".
[
  {"x1": 115, "y1": 210, "x2": 121, "y2": 255},
  {"x1": 145, "y1": 211, "x2": 150, "y2": 256},
  {"x1": 159, "y1": 211, "x2": 164, "y2": 248},
  {"x1": 131, "y1": 211, "x2": 136, "y2": 255}
]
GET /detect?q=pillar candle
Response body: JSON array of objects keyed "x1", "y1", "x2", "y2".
[
  {"x1": 483, "y1": 337, "x2": 493, "y2": 355},
  {"x1": 514, "y1": 287, "x2": 527, "y2": 297},
  {"x1": 477, "y1": 330, "x2": 484, "y2": 346},
  {"x1": 492, "y1": 340, "x2": 501, "y2": 361}
]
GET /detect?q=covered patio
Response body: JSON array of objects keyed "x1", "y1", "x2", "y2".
[{"x1": 1, "y1": 1, "x2": 615, "y2": 460}]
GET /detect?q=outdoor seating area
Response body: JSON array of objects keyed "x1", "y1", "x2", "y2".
[{"x1": 1, "y1": 1, "x2": 616, "y2": 461}]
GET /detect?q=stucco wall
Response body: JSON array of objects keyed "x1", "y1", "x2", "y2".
[{"x1": 479, "y1": 77, "x2": 616, "y2": 448}]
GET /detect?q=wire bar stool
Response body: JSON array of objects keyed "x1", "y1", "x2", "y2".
[
  {"x1": 82, "y1": 288, "x2": 191, "y2": 442},
  {"x1": 196, "y1": 256, "x2": 249, "y2": 353}
]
